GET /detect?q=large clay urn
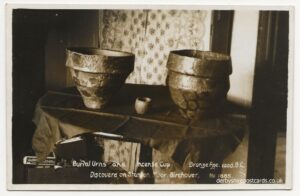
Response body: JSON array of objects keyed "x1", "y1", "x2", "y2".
[
  {"x1": 66, "y1": 48, "x2": 135, "y2": 109},
  {"x1": 166, "y1": 50, "x2": 232, "y2": 120}
]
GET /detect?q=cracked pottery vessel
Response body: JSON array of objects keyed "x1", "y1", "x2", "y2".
[
  {"x1": 66, "y1": 48, "x2": 135, "y2": 109},
  {"x1": 166, "y1": 50, "x2": 232, "y2": 120}
]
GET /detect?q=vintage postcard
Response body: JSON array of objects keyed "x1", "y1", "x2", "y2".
[{"x1": 5, "y1": 2, "x2": 294, "y2": 190}]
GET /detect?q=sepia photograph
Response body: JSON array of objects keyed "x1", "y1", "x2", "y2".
[{"x1": 5, "y1": 2, "x2": 293, "y2": 190}]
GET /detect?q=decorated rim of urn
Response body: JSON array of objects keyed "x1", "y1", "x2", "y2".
[
  {"x1": 66, "y1": 47, "x2": 135, "y2": 74},
  {"x1": 167, "y1": 50, "x2": 232, "y2": 78}
]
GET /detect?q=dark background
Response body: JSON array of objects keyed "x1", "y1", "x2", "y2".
[{"x1": 12, "y1": 10, "x2": 99, "y2": 183}]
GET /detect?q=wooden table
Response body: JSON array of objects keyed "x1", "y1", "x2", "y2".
[{"x1": 31, "y1": 84, "x2": 246, "y2": 184}]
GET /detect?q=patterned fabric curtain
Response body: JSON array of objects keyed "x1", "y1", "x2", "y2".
[{"x1": 100, "y1": 10, "x2": 209, "y2": 85}]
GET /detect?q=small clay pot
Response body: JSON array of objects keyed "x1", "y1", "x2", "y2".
[{"x1": 135, "y1": 97, "x2": 152, "y2": 115}]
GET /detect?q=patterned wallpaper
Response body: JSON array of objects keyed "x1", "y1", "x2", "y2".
[{"x1": 100, "y1": 9, "x2": 210, "y2": 85}]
